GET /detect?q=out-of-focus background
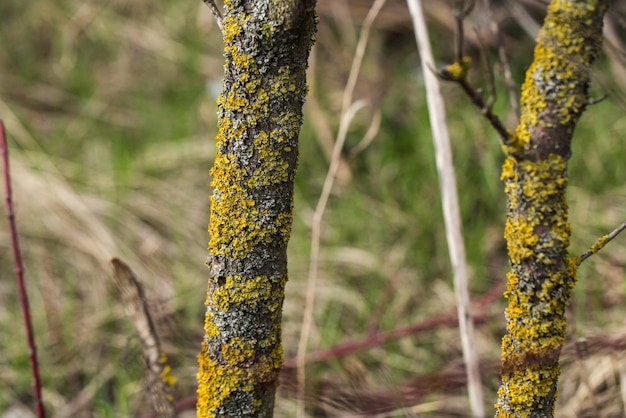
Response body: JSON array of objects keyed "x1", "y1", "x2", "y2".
[{"x1": 1, "y1": 0, "x2": 626, "y2": 416}]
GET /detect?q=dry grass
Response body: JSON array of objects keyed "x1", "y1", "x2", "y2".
[{"x1": 1, "y1": 0, "x2": 626, "y2": 417}]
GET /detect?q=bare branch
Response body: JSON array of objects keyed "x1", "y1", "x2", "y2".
[
  {"x1": 579, "y1": 220, "x2": 626, "y2": 263},
  {"x1": 111, "y1": 258, "x2": 176, "y2": 418},
  {"x1": 436, "y1": 2, "x2": 512, "y2": 144},
  {"x1": 297, "y1": 2, "x2": 386, "y2": 415},
  {"x1": 202, "y1": 0, "x2": 224, "y2": 34},
  {"x1": 588, "y1": 94, "x2": 609, "y2": 106},
  {"x1": 407, "y1": 1, "x2": 485, "y2": 415},
  {"x1": 439, "y1": 68, "x2": 512, "y2": 142},
  {"x1": 453, "y1": 0, "x2": 476, "y2": 65}
]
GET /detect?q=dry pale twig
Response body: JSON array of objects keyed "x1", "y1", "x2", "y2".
[
  {"x1": 202, "y1": 0, "x2": 224, "y2": 34},
  {"x1": 296, "y1": 0, "x2": 387, "y2": 416},
  {"x1": 110, "y1": 258, "x2": 176, "y2": 418},
  {"x1": 1, "y1": 119, "x2": 46, "y2": 418},
  {"x1": 306, "y1": 47, "x2": 353, "y2": 184},
  {"x1": 406, "y1": 1, "x2": 485, "y2": 416},
  {"x1": 349, "y1": 108, "x2": 382, "y2": 157}
]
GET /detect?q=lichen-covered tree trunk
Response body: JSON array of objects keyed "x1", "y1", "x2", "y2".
[
  {"x1": 197, "y1": 1, "x2": 317, "y2": 417},
  {"x1": 496, "y1": 0, "x2": 610, "y2": 417}
]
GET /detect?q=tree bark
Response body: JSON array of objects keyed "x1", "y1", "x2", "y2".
[
  {"x1": 496, "y1": 0, "x2": 610, "y2": 417},
  {"x1": 197, "y1": 1, "x2": 317, "y2": 417}
]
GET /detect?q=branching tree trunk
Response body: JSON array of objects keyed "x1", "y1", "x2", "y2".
[
  {"x1": 496, "y1": 0, "x2": 610, "y2": 416},
  {"x1": 197, "y1": 1, "x2": 317, "y2": 417}
]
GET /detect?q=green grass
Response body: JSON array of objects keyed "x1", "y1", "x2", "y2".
[{"x1": 1, "y1": 1, "x2": 626, "y2": 417}]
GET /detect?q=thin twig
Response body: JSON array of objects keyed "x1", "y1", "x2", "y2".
[
  {"x1": 454, "y1": 8, "x2": 465, "y2": 64},
  {"x1": 474, "y1": 28, "x2": 497, "y2": 109},
  {"x1": 296, "y1": 0, "x2": 387, "y2": 416},
  {"x1": 440, "y1": 71, "x2": 512, "y2": 142},
  {"x1": 406, "y1": 2, "x2": 485, "y2": 416},
  {"x1": 1, "y1": 119, "x2": 46, "y2": 418},
  {"x1": 436, "y1": 61, "x2": 512, "y2": 141},
  {"x1": 348, "y1": 108, "x2": 381, "y2": 157},
  {"x1": 487, "y1": 0, "x2": 519, "y2": 119},
  {"x1": 588, "y1": 94, "x2": 609, "y2": 106},
  {"x1": 579, "y1": 220, "x2": 626, "y2": 263},
  {"x1": 437, "y1": 0, "x2": 511, "y2": 144},
  {"x1": 202, "y1": 0, "x2": 224, "y2": 34},
  {"x1": 454, "y1": 0, "x2": 476, "y2": 64}
]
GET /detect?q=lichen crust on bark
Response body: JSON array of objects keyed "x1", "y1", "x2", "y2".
[
  {"x1": 496, "y1": 0, "x2": 609, "y2": 417},
  {"x1": 197, "y1": 1, "x2": 317, "y2": 417},
  {"x1": 503, "y1": 0, "x2": 608, "y2": 160}
]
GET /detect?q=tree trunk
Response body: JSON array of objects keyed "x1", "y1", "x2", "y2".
[
  {"x1": 197, "y1": 1, "x2": 317, "y2": 417},
  {"x1": 496, "y1": 0, "x2": 610, "y2": 417}
]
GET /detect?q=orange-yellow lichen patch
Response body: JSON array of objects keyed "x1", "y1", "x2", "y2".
[
  {"x1": 442, "y1": 56, "x2": 471, "y2": 81},
  {"x1": 496, "y1": 364, "x2": 560, "y2": 417},
  {"x1": 211, "y1": 275, "x2": 275, "y2": 311},
  {"x1": 208, "y1": 149, "x2": 288, "y2": 258},
  {"x1": 222, "y1": 337, "x2": 257, "y2": 365},
  {"x1": 223, "y1": 11, "x2": 250, "y2": 45},
  {"x1": 501, "y1": 154, "x2": 571, "y2": 266},
  {"x1": 197, "y1": 337, "x2": 284, "y2": 417},
  {"x1": 157, "y1": 351, "x2": 177, "y2": 400},
  {"x1": 504, "y1": 219, "x2": 538, "y2": 264},
  {"x1": 505, "y1": 0, "x2": 607, "y2": 158},
  {"x1": 590, "y1": 234, "x2": 609, "y2": 254},
  {"x1": 204, "y1": 307, "x2": 220, "y2": 338},
  {"x1": 197, "y1": 339, "x2": 239, "y2": 416}
]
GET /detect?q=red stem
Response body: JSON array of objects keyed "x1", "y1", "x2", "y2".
[
  {"x1": 1, "y1": 120, "x2": 46, "y2": 418},
  {"x1": 138, "y1": 283, "x2": 505, "y2": 418},
  {"x1": 283, "y1": 283, "x2": 502, "y2": 369}
]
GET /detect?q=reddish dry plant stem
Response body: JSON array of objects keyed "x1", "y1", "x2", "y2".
[
  {"x1": 286, "y1": 282, "x2": 503, "y2": 369},
  {"x1": 1, "y1": 120, "x2": 46, "y2": 418}
]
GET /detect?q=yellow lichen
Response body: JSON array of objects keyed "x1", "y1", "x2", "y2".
[
  {"x1": 159, "y1": 352, "x2": 178, "y2": 390},
  {"x1": 197, "y1": 336, "x2": 284, "y2": 417},
  {"x1": 442, "y1": 56, "x2": 471, "y2": 81},
  {"x1": 211, "y1": 275, "x2": 276, "y2": 311},
  {"x1": 496, "y1": 0, "x2": 608, "y2": 415},
  {"x1": 199, "y1": 2, "x2": 317, "y2": 416},
  {"x1": 222, "y1": 337, "x2": 257, "y2": 365},
  {"x1": 498, "y1": 150, "x2": 575, "y2": 415},
  {"x1": 590, "y1": 234, "x2": 609, "y2": 254}
]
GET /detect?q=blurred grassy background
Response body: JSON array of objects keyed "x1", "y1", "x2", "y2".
[{"x1": 1, "y1": 0, "x2": 626, "y2": 416}]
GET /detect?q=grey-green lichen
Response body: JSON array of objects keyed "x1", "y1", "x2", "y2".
[
  {"x1": 496, "y1": 1, "x2": 609, "y2": 416},
  {"x1": 197, "y1": 1, "x2": 317, "y2": 417}
]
